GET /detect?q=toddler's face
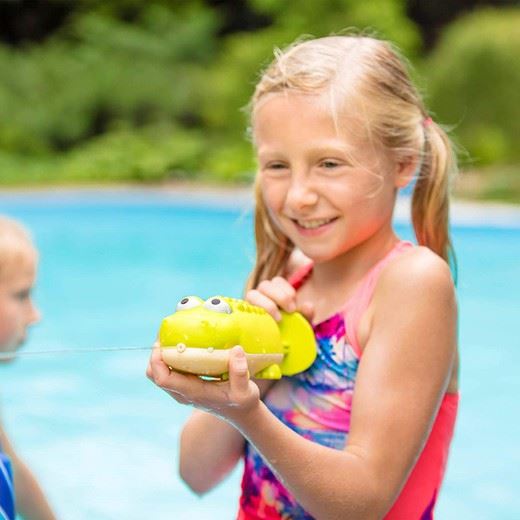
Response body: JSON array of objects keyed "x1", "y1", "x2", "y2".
[{"x1": 0, "y1": 250, "x2": 40, "y2": 359}]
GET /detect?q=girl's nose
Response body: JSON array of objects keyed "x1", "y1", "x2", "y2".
[{"x1": 285, "y1": 177, "x2": 319, "y2": 212}]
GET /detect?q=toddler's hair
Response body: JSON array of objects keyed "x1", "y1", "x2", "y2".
[
  {"x1": 247, "y1": 35, "x2": 457, "y2": 290},
  {"x1": 0, "y1": 216, "x2": 36, "y2": 280}
]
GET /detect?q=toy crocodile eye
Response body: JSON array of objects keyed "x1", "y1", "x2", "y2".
[
  {"x1": 203, "y1": 297, "x2": 232, "y2": 314},
  {"x1": 176, "y1": 296, "x2": 203, "y2": 311}
]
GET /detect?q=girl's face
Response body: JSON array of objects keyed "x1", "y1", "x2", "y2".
[
  {"x1": 0, "y1": 249, "x2": 40, "y2": 358},
  {"x1": 254, "y1": 93, "x2": 406, "y2": 264}
]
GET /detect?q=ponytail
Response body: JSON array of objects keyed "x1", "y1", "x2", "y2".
[
  {"x1": 245, "y1": 180, "x2": 294, "y2": 292},
  {"x1": 411, "y1": 121, "x2": 457, "y2": 277}
]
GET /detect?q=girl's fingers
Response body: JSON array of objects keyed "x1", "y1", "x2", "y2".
[
  {"x1": 148, "y1": 343, "x2": 210, "y2": 399},
  {"x1": 151, "y1": 344, "x2": 169, "y2": 372},
  {"x1": 147, "y1": 345, "x2": 195, "y2": 395},
  {"x1": 246, "y1": 289, "x2": 282, "y2": 321},
  {"x1": 228, "y1": 346, "x2": 250, "y2": 397},
  {"x1": 271, "y1": 277, "x2": 297, "y2": 312},
  {"x1": 146, "y1": 344, "x2": 261, "y2": 420},
  {"x1": 246, "y1": 277, "x2": 297, "y2": 318},
  {"x1": 256, "y1": 278, "x2": 296, "y2": 312},
  {"x1": 146, "y1": 343, "x2": 161, "y2": 380},
  {"x1": 150, "y1": 342, "x2": 162, "y2": 361},
  {"x1": 246, "y1": 276, "x2": 296, "y2": 318}
]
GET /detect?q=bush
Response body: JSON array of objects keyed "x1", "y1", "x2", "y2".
[
  {"x1": 201, "y1": 140, "x2": 256, "y2": 183},
  {"x1": 424, "y1": 8, "x2": 520, "y2": 166},
  {"x1": 0, "y1": 4, "x2": 218, "y2": 154},
  {"x1": 0, "y1": 125, "x2": 206, "y2": 185},
  {"x1": 0, "y1": 0, "x2": 421, "y2": 185},
  {"x1": 61, "y1": 125, "x2": 207, "y2": 182}
]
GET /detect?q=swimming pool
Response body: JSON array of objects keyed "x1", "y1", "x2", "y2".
[{"x1": 1, "y1": 189, "x2": 519, "y2": 519}]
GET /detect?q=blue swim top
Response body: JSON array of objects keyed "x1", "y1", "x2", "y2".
[{"x1": 0, "y1": 448, "x2": 15, "y2": 520}]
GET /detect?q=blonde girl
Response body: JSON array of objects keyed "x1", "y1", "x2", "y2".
[{"x1": 148, "y1": 35, "x2": 459, "y2": 519}]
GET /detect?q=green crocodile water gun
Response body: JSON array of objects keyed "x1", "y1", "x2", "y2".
[{"x1": 159, "y1": 295, "x2": 317, "y2": 379}]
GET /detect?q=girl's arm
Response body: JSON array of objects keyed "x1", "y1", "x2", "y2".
[
  {"x1": 0, "y1": 425, "x2": 57, "y2": 520},
  {"x1": 148, "y1": 248, "x2": 456, "y2": 518},
  {"x1": 147, "y1": 351, "x2": 273, "y2": 495},
  {"x1": 177, "y1": 378, "x2": 274, "y2": 495},
  {"x1": 178, "y1": 411, "x2": 244, "y2": 495}
]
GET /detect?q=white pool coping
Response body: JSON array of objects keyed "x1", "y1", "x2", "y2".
[{"x1": 394, "y1": 196, "x2": 520, "y2": 228}]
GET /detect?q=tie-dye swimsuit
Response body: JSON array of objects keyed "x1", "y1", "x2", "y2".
[{"x1": 238, "y1": 241, "x2": 459, "y2": 519}]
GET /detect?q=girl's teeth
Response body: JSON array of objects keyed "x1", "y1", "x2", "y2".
[{"x1": 297, "y1": 218, "x2": 334, "y2": 229}]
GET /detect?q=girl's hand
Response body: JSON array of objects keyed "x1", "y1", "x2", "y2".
[
  {"x1": 146, "y1": 345, "x2": 260, "y2": 424},
  {"x1": 246, "y1": 276, "x2": 314, "y2": 322}
]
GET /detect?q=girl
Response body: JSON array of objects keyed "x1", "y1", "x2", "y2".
[
  {"x1": 0, "y1": 216, "x2": 57, "y2": 520},
  {"x1": 148, "y1": 35, "x2": 459, "y2": 519}
]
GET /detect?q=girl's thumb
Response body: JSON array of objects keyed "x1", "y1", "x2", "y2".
[{"x1": 229, "y1": 346, "x2": 250, "y2": 395}]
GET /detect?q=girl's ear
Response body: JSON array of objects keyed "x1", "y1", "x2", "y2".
[{"x1": 394, "y1": 155, "x2": 419, "y2": 189}]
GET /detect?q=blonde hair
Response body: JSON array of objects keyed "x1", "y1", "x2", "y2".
[
  {"x1": 0, "y1": 216, "x2": 36, "y2": 280},
  {"x1": 246, "y1": 35, "x2": 457, "y2": 290}
]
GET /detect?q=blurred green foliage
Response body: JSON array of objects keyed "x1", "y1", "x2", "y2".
[
  {"x1": 0, "y1": 0, "x2": 518, "y2": 200},
  {"x1": 0, "y1": 3, "x2": 217, "y2": 150},
  {"x1": 0, "y1": 0, "x2": 420, "y2": 185},
  {"x1": 0, "y1": 2, "x2": 219, "y2": 183},
  {"x1": 0, "y1": 125, "x2": 206, "y2": 185},
  {"x1": 425, "y1": 7, "x2": 520, "y2": 166}
]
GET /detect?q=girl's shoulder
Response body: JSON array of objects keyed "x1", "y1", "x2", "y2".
[
  {"x1": 375, "y1": 245, "x2": 455, "y2": 308},
  {"x1": 356, "y1": 246, "x2": 457, "y2": 350},
  {"x1": 356, "y1": 245, "x2": 457, "y2": 357}
]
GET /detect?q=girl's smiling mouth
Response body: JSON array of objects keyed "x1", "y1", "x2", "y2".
[{"x1": 291, "y1": 217, "x2": 338, "y2": 233}]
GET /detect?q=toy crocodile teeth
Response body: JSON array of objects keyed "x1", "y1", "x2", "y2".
[{"x1": 159, "y1": 295, "x2": 316, "y2": 379}]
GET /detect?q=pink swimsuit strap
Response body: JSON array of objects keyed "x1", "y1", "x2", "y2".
[
  {"x1": 343, "y1": 240, "x2": 414, "y2": 357},
  {"x1": 287, "y1": 261, "x2": 313, "y2": 290},
  {"x1": 288, "y1": 240, "x2": 414, "y2": 357}
]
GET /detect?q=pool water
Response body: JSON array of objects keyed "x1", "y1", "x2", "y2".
[{"x1": 1, "y1": 191, "x2": 519, "y2": 519}]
